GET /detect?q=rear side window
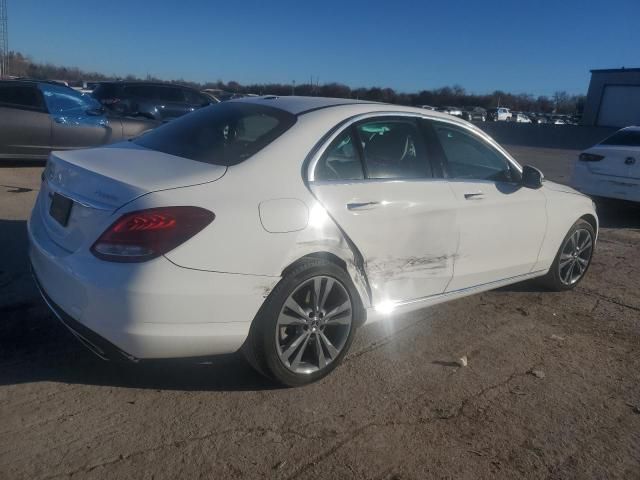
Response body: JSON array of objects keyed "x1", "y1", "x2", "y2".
[
  {"x1": 134, "y1": 102, "x2": 296, "y2": 165},
  {"x1": 600, "y1": 130, "x2": 640, "y2": 147},
  {"x1": 156, "y1": 87, "x2": 184, "y2": 102},
  {"x1": 92, "y1": 83, "x2": 120, "y2": 100},
  {"x1": 357, "y1": 119, "x2": 431, "y2": 179},
  {"x1": 123, "y1": 85, "x2": 156, "y2": 100},
  {"x1": 315, "y1": 129, "x2": 364, "y2": 181},
  {"x1": 0, "y1": 85, "x2": 44, "y2": 110},
  {"x1": 183, "y1": 89, "x2": 209, "y2": 105}
]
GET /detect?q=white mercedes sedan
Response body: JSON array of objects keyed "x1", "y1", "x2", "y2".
[
  {"x1": 572, "y1": 126, "x2": 640, "y2": 203},
  {"x1": 29, "y1": 97, "x2": 598, "y2": 386}
]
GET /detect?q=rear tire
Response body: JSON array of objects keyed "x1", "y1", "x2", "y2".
[
  {"x1": 541, "y1": 219, "x2": 595, "y2": 291},
  {"x1": 243, "y1": 258, "x2": 363, "y2": 386}
]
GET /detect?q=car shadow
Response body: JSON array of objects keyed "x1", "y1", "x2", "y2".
[
  {"x1": 0, "y1": 218, "x2": 282, "y2": 392},
  {"x1": 594, "y1": 198, "x2": 640, "y2": 229},
  {"x1": 0, "y1": 301, "x2": 283, "y2": 392}
]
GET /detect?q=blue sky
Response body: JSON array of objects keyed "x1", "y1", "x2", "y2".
[{"x1": 9, "y1": 0, "x2": 640, "y2": 95}]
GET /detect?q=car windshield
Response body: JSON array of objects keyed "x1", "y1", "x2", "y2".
[
  {"x1": 39, "y1": 83, "x2": 102, "y2": 114},
  {"x1": 600, "y1": 129, "x2": 640, "y2": 147},
  {"x1": 134, "y1": 102, "x2": 297, "y2": 165}
]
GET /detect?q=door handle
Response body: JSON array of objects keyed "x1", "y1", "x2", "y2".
[
  {"x1": 464, "y1": 192, "x2": 484, "y2": 200},
  {"x1": 347, "y1": 201, "x2": 380, "y2": 210}
]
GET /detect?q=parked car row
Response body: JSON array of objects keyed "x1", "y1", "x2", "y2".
[
  {"x1": 0, "y1": 79, "x2": 159, "y2": 160},
  {"x1": 0, "y1": 79, "x2": 267, "y2": 159},
  {"x1": 419, "y1": 105, "x2": 582, "y2": 126}
]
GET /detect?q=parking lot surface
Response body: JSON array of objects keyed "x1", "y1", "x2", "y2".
[{"x1": 1, "y1": 145, "x2": 639, "y2": 479}]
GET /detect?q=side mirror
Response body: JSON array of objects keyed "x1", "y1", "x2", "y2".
[{"x1": 522, "y1": 165, "x2": 544, "y2": 189}]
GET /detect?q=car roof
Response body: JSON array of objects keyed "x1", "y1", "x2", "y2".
[
  {"x1": 229, "y1": 95, "x2": 379, "y2": 115},
  {"x1": 228, "y1": 96, "x2": 475, "y2": 121},
  {"x1": 98, "y1": 81, "x2": 199, "y2": 90},
  {"x1": 228, "y1": 96, "x2": 495, "y2": 141},
  {"x1": 0, "y1": 78, "x2": 70, "y2": 87}
]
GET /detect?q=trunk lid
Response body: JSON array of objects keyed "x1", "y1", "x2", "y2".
[
  {"x1": 40, "y1": 143, "x2": 226, "y2": 253},
  {"x1": 583, "y1": 145, "x2": 638, "y2": 179}
]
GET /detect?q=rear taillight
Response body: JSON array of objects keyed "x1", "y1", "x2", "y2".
[
  {"x1": 579, "y1": 153, "x2": 604, "y2": 162},
  {"x1": 91, "y1": 206, "x2": 215, "y2": 263}
]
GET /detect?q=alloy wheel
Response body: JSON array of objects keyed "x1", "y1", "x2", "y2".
[
  {"x1": 558, "y1": 228, "x2": 593, "y2": 285},
  {"x1": 275, "y1": 276, "x2": 352, "y2": 375}
]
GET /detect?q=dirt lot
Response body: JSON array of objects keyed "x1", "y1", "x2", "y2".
[{"x1": 1, "y1": 146, "x2": 639, "y2": 479}]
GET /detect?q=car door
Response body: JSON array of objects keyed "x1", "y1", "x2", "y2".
[
  {"x1": 427, "y1": 120, "x2": 547, "y2": 292},
  {"x1": 309, "y1": 116, "x2": 459, "y2": 306},
  {"x1": 40, "y1": 83, "x2": 116, "y2": 150},
  {"x1": 0, "y1": 83, "x2": 52, "y2": 159}
]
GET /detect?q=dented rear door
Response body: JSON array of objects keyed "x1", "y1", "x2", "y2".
[{"x1": 311, "y1": 179, "x2": 458, "y2": 306}]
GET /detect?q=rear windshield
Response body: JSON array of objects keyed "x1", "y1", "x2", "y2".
[
  {"x1": 134, "y1": 102, "x2": 296, "y2": 165},
  {"x1": 600, "y1": 130, "x2": 640, "y2": 147}
]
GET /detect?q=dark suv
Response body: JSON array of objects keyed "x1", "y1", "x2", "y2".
[{"x1": 92, "y1": 82, "x2": 212, "y2": 121}]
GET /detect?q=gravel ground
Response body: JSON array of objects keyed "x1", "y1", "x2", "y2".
[{"x1": 1, "y1": 147, "x2": 639, "y2": 479}]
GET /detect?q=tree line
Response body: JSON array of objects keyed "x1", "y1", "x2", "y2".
[{"x1": 6, "y1": 51, "x2": 585, "y2": 114}]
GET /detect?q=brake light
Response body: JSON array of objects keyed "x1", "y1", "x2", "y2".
[
  {"x1": 91, "y1": 207, "x2": 215, "y2": 262},
  {"x1": 579, "y1": 153, "x2": 604, "y2": 162}
]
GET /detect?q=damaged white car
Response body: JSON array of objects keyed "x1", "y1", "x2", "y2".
[{"x1": 29, "y1": 97, "x2": 598, "y2": 385}]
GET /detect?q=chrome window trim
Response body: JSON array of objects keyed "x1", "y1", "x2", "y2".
[{"x1": 307, "y1": 111, "x2": 522, "y2": 183}]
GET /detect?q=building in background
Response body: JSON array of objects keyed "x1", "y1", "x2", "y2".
[{"x1": 582, "y1": 68, "x2": 640, "y2": 127}]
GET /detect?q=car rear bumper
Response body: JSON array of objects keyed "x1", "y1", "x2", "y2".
[
  {"x1": 572, "y1": 163, "x2": 640, "y2": 203},
  {"x1": 29, "y1": 208, "x2": 280, "y2": 360}
]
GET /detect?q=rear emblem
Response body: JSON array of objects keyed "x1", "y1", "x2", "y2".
[{"x1": 625, "y1": 157, "x2": 636, "y2": 165}]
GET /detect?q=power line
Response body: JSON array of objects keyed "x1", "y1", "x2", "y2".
[{"x1": 0, "y1": 0, "x2": 8, "y2": 78}]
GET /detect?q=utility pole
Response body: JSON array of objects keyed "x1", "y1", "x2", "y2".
[{"x1": 0, "y1": 0, "x2": 8, "y2": 78}]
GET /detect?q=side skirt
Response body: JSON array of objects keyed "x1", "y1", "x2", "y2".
[{"x1": 365, "y1": 269, "x2": 548, "y2": 324}]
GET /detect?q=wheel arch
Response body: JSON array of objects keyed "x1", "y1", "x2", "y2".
[
  {"x1": 280, "y1": 250, "x2": 371, "y2": 324},
  {"x1": 579, "y1": 213, "x2": 598, "y2": 237}
]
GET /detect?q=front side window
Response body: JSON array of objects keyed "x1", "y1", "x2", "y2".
[
  {"x1": 134, "y1": 102, "x2": 296, "y2": 165},
  {"x1": 356, "y1": 119, "x2": 431, "y2": 179},
  {"x1": 433, "y1": 122, "x2": 516, "y2": 182},
  {"x1": 0, "y1": 85, "x2": 44, "y2": 110},
  {"x1": 315, "y1": 129, "x2": 364, "y2": 181},
  {"x1": 39, "y1": 83, "x2": 101, "y2": 114}
]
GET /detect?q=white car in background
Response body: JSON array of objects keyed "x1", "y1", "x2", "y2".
[
  {"x1": 572, "y1": 126, "x2": 640, "y2": 203},
  {"x1": 29, "y1": 97, "x2": 598, "y2": 386},
  {"x1": 438, "y1": 106, "x2": 463, "y2": 117},
  {"x1": 488, "y1": 107, "x2": 512, "y2": 121},
  {"x1": 514, "y1": 113, "x2": 532, "y2": 123}
]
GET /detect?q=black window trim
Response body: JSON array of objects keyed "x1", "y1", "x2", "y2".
[
  {"x1": 0, "y1": 83, "x2": 48, "y2": 113},
  {"x1": 307, "y1": 111, "x2": 523, "y2": 183}
]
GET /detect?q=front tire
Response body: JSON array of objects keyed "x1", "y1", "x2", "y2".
[
  {"x1": 243, "y1": 258, "x2": 363, "y2": 386},
  {"x1": 541, "y1": 219, "x2": 595, "y2": 291}
]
